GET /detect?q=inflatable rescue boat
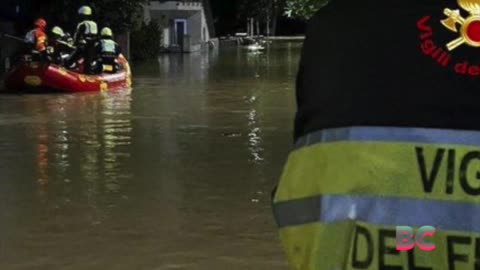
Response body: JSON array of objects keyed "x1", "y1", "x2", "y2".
[{"x1": 5, "y1": 54, "x2": 132, "y2": 93}]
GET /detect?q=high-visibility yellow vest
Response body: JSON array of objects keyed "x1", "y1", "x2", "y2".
[
  {"x1": 273, "y1": 126, "x2": 480, "y2": 270},
  {"x1": 75, "y1": 20, "x2": 98, "y2": 41}
]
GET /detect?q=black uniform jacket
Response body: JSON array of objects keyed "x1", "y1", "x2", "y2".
[{"x1": 295, "y1": 0, "x2": 480, "y2": 141}]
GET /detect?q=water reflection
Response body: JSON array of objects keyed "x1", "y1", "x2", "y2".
[
  {"x1": 158, "y1": 50, "x2": 219, "y2": 83},
  {"x1": 27, "y1": 92, "x2": 133, "y2": 224},
  {"x1": 247, "y1": 107, "x2": 264, "y2": 163}
]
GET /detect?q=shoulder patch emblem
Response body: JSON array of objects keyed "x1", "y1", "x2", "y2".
[
  {"x1": 417, "y1": 0, "x2": 480, "y2": 77},
  {"x1": 442, "y1": 0, "x2": 480, "y2": 50}
]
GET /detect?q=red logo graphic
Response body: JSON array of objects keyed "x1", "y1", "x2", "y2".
[{"x1": 417, "y1": 14, "x2": 480, "y2": 76}]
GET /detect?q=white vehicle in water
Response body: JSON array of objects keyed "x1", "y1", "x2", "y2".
[{"x1": 246, "y1": 42, "x2": 265, "y2": 52}]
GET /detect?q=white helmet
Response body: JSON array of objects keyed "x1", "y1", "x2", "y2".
[
  {"x1": 51, "y1": 26, "x2": 65, "y2": 37},
  {"x1": 78, "y1": 6, "x2": 93, "y2": 16},
  {"x1": 101, "y1": 27, "x2": 113, "y2": 37}
]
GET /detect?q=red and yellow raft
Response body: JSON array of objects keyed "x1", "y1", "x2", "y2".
[{"x1": 5, "y1": 55, "x2": 132, "y2": 92}]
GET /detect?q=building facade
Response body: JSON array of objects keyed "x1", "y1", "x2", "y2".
[{"x1": 143, "y1": 0, "x2": 216, "y2": 53}]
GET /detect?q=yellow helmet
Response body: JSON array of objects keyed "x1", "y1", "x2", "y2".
[
  {"x1": 101, "y1": 27, "x2": 113, "y2": 37},
  {"x1": 51, "y1": 26, "x2": 65, "y2": 37},
  {"x1": 78, "y1": 6, "x2": 92, "y2": 16}
]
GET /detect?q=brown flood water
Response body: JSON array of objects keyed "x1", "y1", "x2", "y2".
[{"x1": 0, "y1": 41, "x2": 301, "y2": 270}]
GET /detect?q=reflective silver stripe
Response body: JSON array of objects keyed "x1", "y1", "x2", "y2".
[
  {"x1": 295, "y1": 127, "x2": 480, "y2": 149},
  {"x1": 274, "y1": 194, "x2": 480, "y2": 232}
]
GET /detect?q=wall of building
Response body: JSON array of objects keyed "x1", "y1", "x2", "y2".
[
  {"x1": 163, "y1": 28, "x2": 170, "y2": 48},
  {"x1": 143, "y1": 4, "x2": 152, "y2": 23},
  {"x1": 188, "y1": 12, "x2": 202, "y2": 45},
  {"x1": 201, "y1": 6, "x2": 210, "y2": 41}
]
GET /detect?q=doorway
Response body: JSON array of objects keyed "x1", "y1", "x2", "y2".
[{"x1": 174, "y1": 19, "x2": 187, "y2": 50}]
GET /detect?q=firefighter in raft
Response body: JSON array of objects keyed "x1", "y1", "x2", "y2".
[
  {"x1": 48, "y1": 26, "x2": 75, "y2": 66},
  {"x1": 94, "y1": 27, "x2": 121, "y2": 74},
  {"x1": 69, "y1": 5, "x2": 99, "y2": 74},
  {"x1": 25, "y1": 18, "x2": 48, "y2": 60}
]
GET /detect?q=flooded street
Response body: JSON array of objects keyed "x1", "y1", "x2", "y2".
[{"x1": 0, "y1": 42, "x2": 300, "y2": 270}]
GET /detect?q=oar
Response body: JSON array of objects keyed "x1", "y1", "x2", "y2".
[
  {"x1": 1, "y1": 32, "x2": 77, "y2": 53},
  {"x1": 0, "y1": 33, "x2": 27, "y2": 43},
  {"x1": 56, "y1": 40, "x2": 77, "y2": 50}
]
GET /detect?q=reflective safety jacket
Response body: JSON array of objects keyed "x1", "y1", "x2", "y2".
[
  {"x1": 274, "y1": 0, "x2": 480, "y2": 269},
  {"x1": 96, "y1": 39, "x2": 121, "y2": 62},
  {"x1": 98, "y1": 39, "x2": 119, "y2": 56},
  {"x1": 95, "y1": 39, "x2": 121, "y2": 73},
  {"x1": 25, "y1": 28, "x2": 47, "y2": 52},
  {"x1": 100, "y1": 40, "x2": 115, "y2": 53},
  {"x1": 274, "y1": 127, "x2": 480, "y2": 270},
  {"x1": 74, "y1": 20, "x2": 98, "y2": 43}
]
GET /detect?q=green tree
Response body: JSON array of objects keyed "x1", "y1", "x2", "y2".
[
  {"x1": 238, "y1": 0, "x2": 286, "y2": 35},
  {"x1": 27, "y1": 0, "x2": 148, "y2": 33},
  {"x1": 90, "y1": 0, "x2": 148, "y2": 33},
  {"x1": 130, "y1": 19, "x2": 162, "y2": 61},
  {"x1": 285, "y1": 0, "x2": 329, "y2": 20}
]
